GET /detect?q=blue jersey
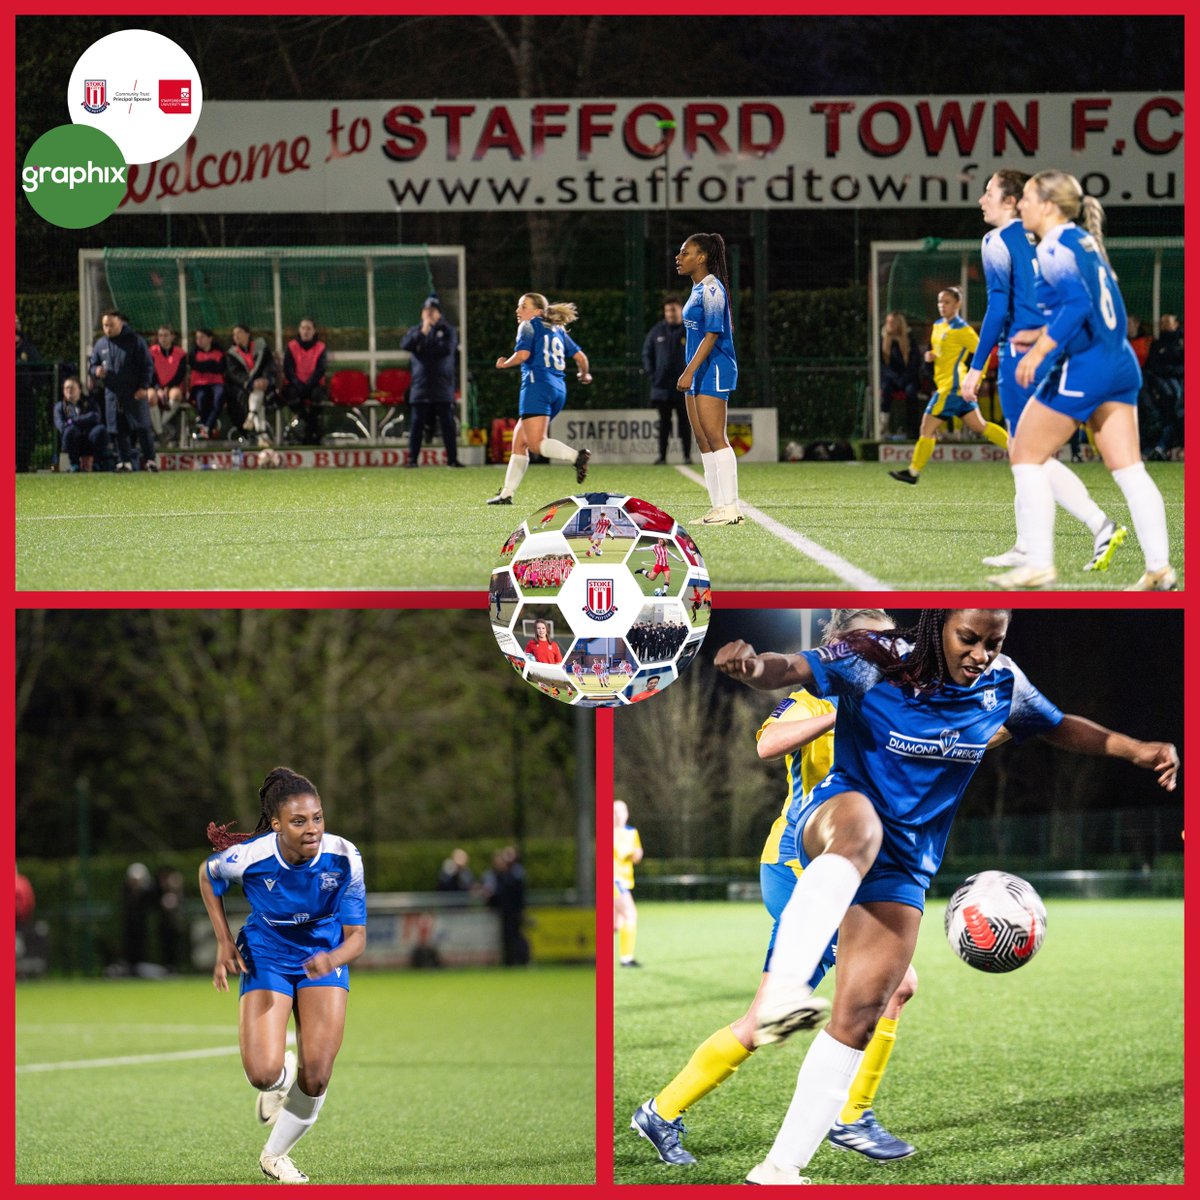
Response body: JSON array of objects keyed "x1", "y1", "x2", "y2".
[
  {"x1": 206, "y1": 831, "x2": 366, "y2": 970},
  {"x1": 971, "y1": 219, "x2": 1043, "y2": 370},
  {"x1": 794, "y1": 639, "x2": 1062, "y2": 893},
  {"x1": 1032, "y1": 222, "x2": 1141, "y2": 416},
  {"x1": 682, "y1": 274, "x2": 738, "y2": 395},
  {"x1": 516, "y1": 315, "x2": 580, "y2": 390}
]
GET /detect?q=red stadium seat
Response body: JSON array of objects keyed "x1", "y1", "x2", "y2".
[
  {"x1": 375, "y1": 368, "x2": 411, "y2": 440},
  {"x1": 326, "y1": 369, "x2": 371, "y2": 439},
  {"x1": 374, "y1": 368, "x2": 411, "y2": 405},
  {"x1": 329, "y1": 369, "x2": 371, "y2": 406}
]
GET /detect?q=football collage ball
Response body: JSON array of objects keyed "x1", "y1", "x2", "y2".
[
  {"x1": 944, "y1": 870, "x2": 1047, "y2": 973},
  {"x1": 488, "y1": 493, "x2": 711, "y2": 706}
]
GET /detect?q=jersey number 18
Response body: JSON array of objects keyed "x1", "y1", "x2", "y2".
[{"x1": 542, "y1": 334, "x2": 566, "y2": 371}]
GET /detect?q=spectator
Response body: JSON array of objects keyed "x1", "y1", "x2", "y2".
[
  {"x1": 483, "y1": 847, "x2": 529, "y2": 966},
  {"x1": 88, "y1": 310, "x2": 158, "y2": 472},
  {"x1": 401, "y1": 294, "x2": 462, "y2": 468},
  {"x1": 54, "y1": 376, "x2": 108, "y2": 472},
  {"x1": 156, "y1": 866, "x2": 185, "y2": 973},
  {"x1": 15, "y1": 866, "x2": 35, "y2": 926},
  {"x1": 121, "y1": 861, "x2": 156, "y2": 972},
  {"x1": 16, "y1": 316, "x2": 42, "y2": 473},
  {"x1": 148, "y1": 326, "x2": 189, "y2": 446},
  {"x1": 436, "y1": 848, "x2": 475, "y2": 892},
  {"x1": 188, "y1": 328, "x2": 226, "y2": 440},
  {"x1": 281, "y1": 317, "x2": 328, "y2": 445},
  {"x1": 1145, "y1": 313, "x2": 1184, "y2": 460},
  {"x1": 879, "y1": 310, "x2": 921, "y2": 438},
  {"x1": 643, "y1": 296, "x2": 692, "y2": 464},
  {"x1": 226, "y1": 322, "x2": 277, "y2": 446},
  {"x1": 1127, "y1": 314, "x2": 1152, "y2": 369}
]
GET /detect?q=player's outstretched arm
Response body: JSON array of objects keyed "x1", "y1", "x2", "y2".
[
  {"x1": 1041, "y1": 715, "x2": 1179, "y2": 791},
  {"x1": 757, "y1": 711, "x2": 838, "y2": 761},
  {"x1": 713, "y1": 640, "x2": 815, "y2": 691}
]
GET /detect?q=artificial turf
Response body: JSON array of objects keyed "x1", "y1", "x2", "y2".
[
  {"x1": 614, "y1": 899, "x2": 1183, "y2": 1185},
  {"x1": 17, "y1": 966, "x2": 594, "y2": 1185},
  {"x1": 16, "y1": 461, "x2": 1184, "y2": 591}
]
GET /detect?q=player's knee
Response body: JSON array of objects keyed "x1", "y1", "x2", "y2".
[
  {"x1": 892, "y1": 964, "x2": 918, "y2": 1008},
  {"x1": 246, "y1": 1062, "x2": 285, "y2": 1091},
  {"x1": 297, "y1": 1062, "x2": 333, "y2": 1096}
]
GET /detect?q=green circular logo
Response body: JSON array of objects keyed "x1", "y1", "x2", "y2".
[{"x1": 22, "y1": 124, "x2": 127, "y2": 229}]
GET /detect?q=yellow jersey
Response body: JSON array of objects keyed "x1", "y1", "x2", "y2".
[{"x1": 614, "y1": 825, "x2": 643, "y2": 889}]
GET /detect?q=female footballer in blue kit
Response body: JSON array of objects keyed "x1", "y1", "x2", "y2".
[
  {"x1": 959, "y1": 169, "x2": 1125, "y2": 574},
  {"x1": 488, "y1": 293, "x2": 593, "y2": 505},
  {"x1": 714, "y1": 610, "x2": 1178, "y2": 1184},
  {"x1": 201, "y1": 767, "x2": 366, "y2": 1184},
  {"x1": 676, "y1": 233, "x2": 742, "y2": 526},
  {"x1": 989, "y1": 170, "x2": 1177, "y2": 591},
  {"x1": 632, "y1": 611, "x2": 921, "y2": 1169}
]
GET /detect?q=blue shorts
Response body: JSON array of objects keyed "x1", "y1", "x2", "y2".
[
  {"x1": 519, "y1": 379, "x2": 567, "y2": 419},
  {"x1": 925, "y1": 389, "x2": 979, "y2": 421},
  {"x1": 788, "y1": 789, "x2": 928, "y2": 914},
  {"x1": 1032, "y1": 345, "x2": 1141, "y2": 423},
  {"x1": 236, "y1": 928, "x2": 350, "y2": 998},
  {"x1": 689, "y1": 353, "x2": 737, "y2": 399},
  {"x1": 760, "y1": 860, "x2": 837, "y2": 983},
  {"x1": 997, "y1": 342, "x2": 1040, "y2": 429}
]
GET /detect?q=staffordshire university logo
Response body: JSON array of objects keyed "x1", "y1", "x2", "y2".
[
  {"x1": 159, "y1": 80, "x2": 192, "y2": 113},
  {"x1": 82, "y1": 79, "x2": 108, "y2": 114},
  {"x1": 582, "y1": 577, "x2": 617, "y2": 621}
]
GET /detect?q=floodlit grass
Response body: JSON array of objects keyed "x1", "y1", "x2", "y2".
[
  {"x1": 16, "y1": 461, "x2": 1184, "y2": 590},
  {"x1": 615, "y1": 899, "x2": 1183, "y2": 1185},
  {"x1": 17, "y1": 966, "x2": 594, "y2": 1184}
]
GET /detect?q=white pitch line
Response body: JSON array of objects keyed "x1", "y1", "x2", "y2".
[
  {"x1": 17, "y1": 1045, "x2": 241, "y2": 1073},
  {"x1": 17, "y1": 1033, "x2": 295, "y2": 1074},
  {"x1": 675, "y1": 467, "x2": 890, "y2": 591}
]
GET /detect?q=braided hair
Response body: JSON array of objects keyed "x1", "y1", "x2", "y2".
[
  {"x1": 835, "y1": 609, "x2": 1010, "y2": 693},
  {"x1": 683, "y1": 232, "x2": 731, "y2": 294},
  {"x1": 206, "y1": 766, "x2": 320, "y2": 851}
]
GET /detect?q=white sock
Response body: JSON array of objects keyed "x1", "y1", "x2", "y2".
[
  {"x1": 1111, "y1": 462, "x2": 1170, "y2": 570},
  {"x1": 1044, "y1": 458, "x2": 1106, "y2": 534},
  {"x1": 714, "y1": 445, "x2": 739, "y2": 507},
  {"x1": 764, "y1": 853, "x2": 861, "y2": 997},
  {"x1": 500, "y1": 453, "x2": 529, "y2": 498},
  {"x1": 537, "y1": 437, "x2": 577, "y2": 464},
  {"x1": 768, "y1": 1031, "x2": 865, "y2": 1171},
  {"x1": 149, "y1": 406, "x2": 163, "y2": 434},
  {"x1": 701, "y1": 452, "x2": 718, "y2": 505},
  {"x1": 264, "y1": 1084, "x2": 326, "y2": 1157},
  {"x1": 1012, "y1": 463, "x2": 1055, "y2": 569},
  {"x1": 1008, "y1": 493, "x2": 1026, "y2": 554}
]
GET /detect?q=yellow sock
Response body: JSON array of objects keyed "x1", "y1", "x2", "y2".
[
  {"x1": 655, "y1": 1025, "x2": 753, "y2": 1121},
  {"x1": 618, "y1": 922, "x2": 637, "y2": 962},
  {"x1": 982, "y1": 421, "x2": 1009, "y2": 449},
  {"x1": 840, "y1": 1015, "x2": 898, "y2": 1124},
  {"x1": 911, "y1": 437, "x2": 936, "y2": 473}
]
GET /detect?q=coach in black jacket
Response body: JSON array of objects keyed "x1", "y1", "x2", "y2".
[
  {"x1": 88, "y1": 310, "x2": 157, "y2": 472},
  {"x1": 642, "y1": 296, "x2": 691, "y2": 464},
  {"x1": 401, "y1": 294, "x2": 462, "y2": 467}
]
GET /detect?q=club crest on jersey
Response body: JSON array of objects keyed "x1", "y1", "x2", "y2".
[
  {"x1": 582, "y1": 577, "x2": 617, "y2": 621},
  {"x1": 82, "y1": 79, "x2": 108, "y2": 114},
  {"x1": 981, "y1": 687, "x2": 998, "y2": 711},
  {"x1": 319, "y1": 871, "x2": 340, "y2": 891},
  {"x1": 939, "y1": 728, "x2": 961, "y2": 753}
]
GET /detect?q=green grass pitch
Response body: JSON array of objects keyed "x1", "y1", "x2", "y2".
[
  {"x1": 16, "y1": 461, "x2": 1183, "y2": 590},
  {"x1": 17, "y1": 966, "x2": 594, "y2": 1184},
  {"x1": 615, "y1": 899, "x2": 1182, "y2": 1185}
]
